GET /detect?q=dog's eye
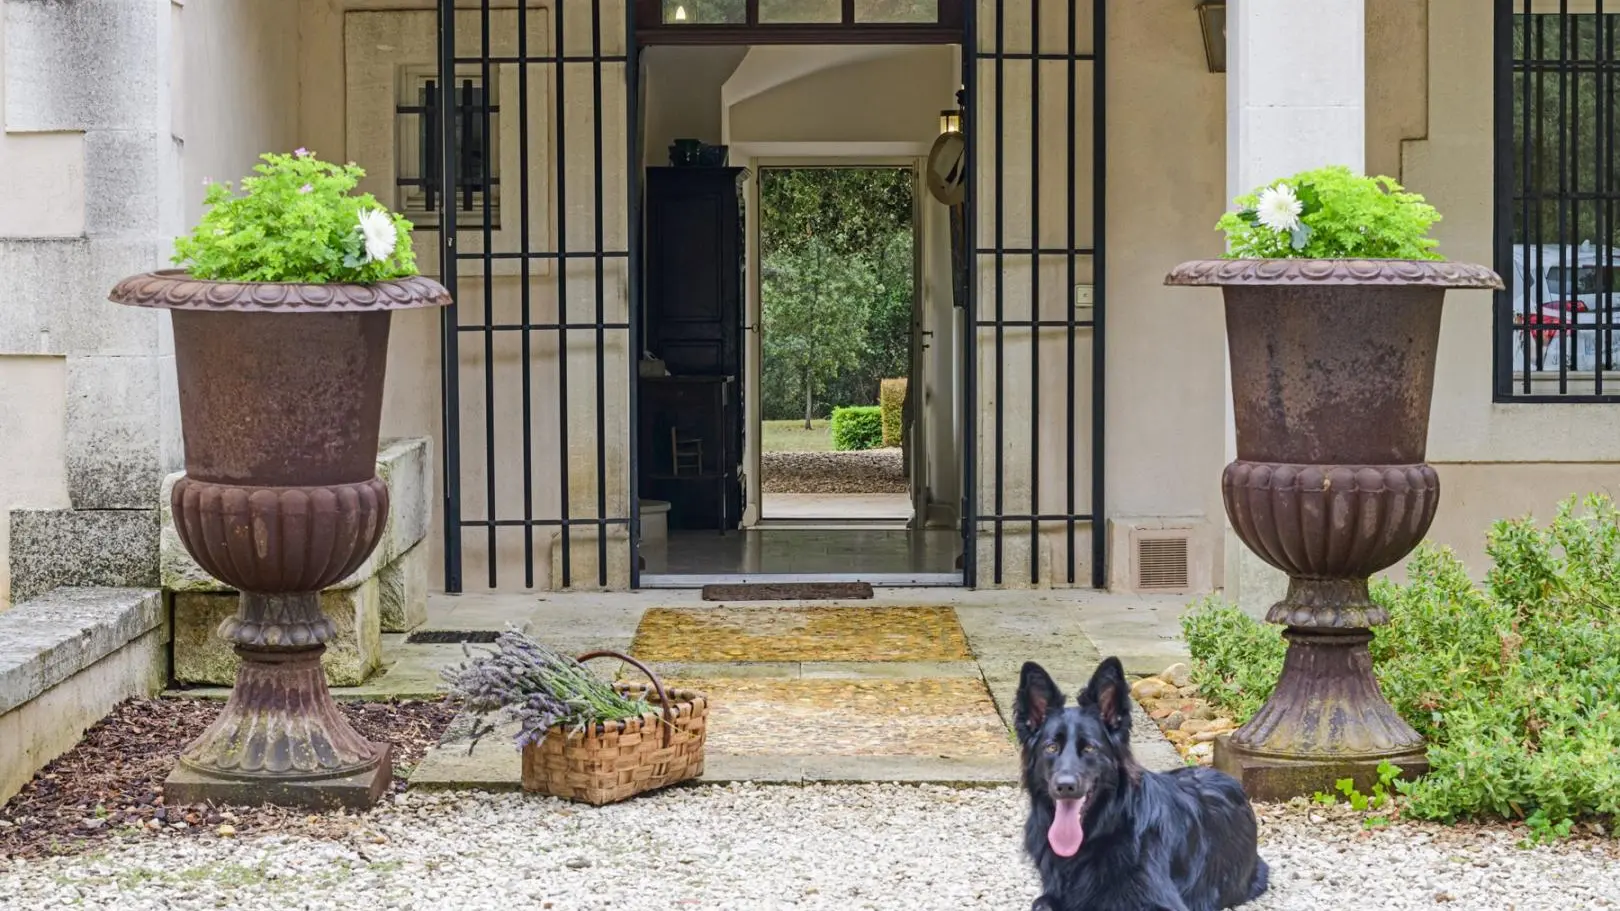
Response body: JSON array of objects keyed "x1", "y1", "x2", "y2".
[
  {"x1": 1043, "y1": 742, "x2": 1060, "y2": 754},
  {"x1": 1081, "y1": 744, "x2": 1097, "y2": 754}
]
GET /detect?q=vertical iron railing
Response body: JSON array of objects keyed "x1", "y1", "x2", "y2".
[
  {"x1": 438, "y1": 0, "x2": 635, "y2": 591},
  {"x1": 1496, "y1": 0, "x2": 1620, "y2": 403},
  {"x1": 968, "y1": 0, "x2": 1106, "y2": 588}
]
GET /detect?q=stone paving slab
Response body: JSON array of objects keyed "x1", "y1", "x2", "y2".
[
  {"x1": 631, "y1": 605, "x2": 971, "y2": 663},
  {"x1": 170, "y1": 589, "x2": 1194, "y2": 786}
]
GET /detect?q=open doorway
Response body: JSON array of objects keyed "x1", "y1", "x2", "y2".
[
  {"x1": 634, "y1": 42, "x2": 965, "y2": 585},
  {"x1": 758, "y1": 166, "x2": 916, "y2": 524}
]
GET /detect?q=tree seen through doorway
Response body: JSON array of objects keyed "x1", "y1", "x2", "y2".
[{"x1": 759, "y1": 168, "x2": 914, "y2": 431}]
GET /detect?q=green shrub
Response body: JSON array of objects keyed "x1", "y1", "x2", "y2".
[
  {"x1": 830, "y1": 406, "x2": 883, "y2": 451},
  {"x1": 1181, "y1": 494, "x2": 1620, "y2": 834},
  {"x1": 878, "y1": 379, "x2": 907, "y2": 448},
  {"x1": 1216, "y1": 165, "x2": 1442, "y2": 261},
  {"x1": 173, "y1": 149, "x2": 418, "y2": 284}
]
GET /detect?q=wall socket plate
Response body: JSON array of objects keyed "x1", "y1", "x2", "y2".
[{"x1": 1074, "y1": 284, "x2": 1095, "y2": 323}]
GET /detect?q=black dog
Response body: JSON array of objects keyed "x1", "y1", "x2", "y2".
[{"x1": 1016, "y1": 657, "x2": 1269, "y2": 911}]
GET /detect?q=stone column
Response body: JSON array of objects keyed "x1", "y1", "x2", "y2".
[
  {"x1": 2, "y1": 0, "x2": 180, "y2": 604},
  {"x1": 1223, "y1": 0, "x2": 1366, "y2": 613}
]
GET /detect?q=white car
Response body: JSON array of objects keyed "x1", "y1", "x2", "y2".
[{"x1": 1509, "y1": 243, "x2": 1620, "y2": 374}]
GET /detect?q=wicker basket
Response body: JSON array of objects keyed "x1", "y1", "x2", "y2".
[{"x1": 520, "y1": 650, "x2": 708, "y2": 806}]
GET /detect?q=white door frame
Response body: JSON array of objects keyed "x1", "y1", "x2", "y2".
[{"x1": 739, "y1": 150, "x2": 929, "y2": 526}]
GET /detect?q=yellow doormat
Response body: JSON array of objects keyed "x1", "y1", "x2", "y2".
[
  {"x1": 630, "y1": 606, "x2": 972, "y2": 663},
  {"x1": 661, "y1": 677, "x2": 1015, "y2": 759}
]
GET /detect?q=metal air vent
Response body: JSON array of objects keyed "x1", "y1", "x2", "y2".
[{"x1": 1134, "y1": 534, "x2": 1190, "y2": 592}]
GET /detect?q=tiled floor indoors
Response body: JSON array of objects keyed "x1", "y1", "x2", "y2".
[
  {"x1": 642, "y1": 527, "x2": 962, "y2": 580},
  {"x1": 761, "y1": 493, "x2": 912, "y2": 520}
]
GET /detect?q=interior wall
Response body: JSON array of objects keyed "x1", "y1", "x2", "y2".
[{"x1": 641, "y1": 45, "x2": 747, "y2": 167}]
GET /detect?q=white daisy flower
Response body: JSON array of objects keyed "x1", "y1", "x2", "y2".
[
  {"x1": 357, "y1": 209, "x2": 398, "y2": 264},
  {"x1": 1254, "y1": 184, "x2": 1304, "y2": 234}
]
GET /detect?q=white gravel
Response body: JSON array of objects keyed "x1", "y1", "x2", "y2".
[{"x1": 0, "y1": 785, "x2": 1614, "y2": 911}]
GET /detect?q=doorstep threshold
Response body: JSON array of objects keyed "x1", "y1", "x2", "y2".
[{"x1": 640, "y1": 572, "x2": 963, "y2": 589}]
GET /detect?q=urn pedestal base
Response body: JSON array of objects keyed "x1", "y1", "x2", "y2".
[
  {"x1": 1213, "y1": 626, "x2": 1429, "y2": 801},
  {"x1": 1213, "y1": 736, "x2": 1428, "y2": 803},
  {"x1": 164, "y1": 746, "x2": 393, "y2": 811},
  {"x1": 165, "y1": 592, "x2": 394, "y2": 810}
]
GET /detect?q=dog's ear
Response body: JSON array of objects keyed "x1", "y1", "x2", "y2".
[
  {"x1": 1078, "y1": 657, "x2": 1132, "y2": 740},
  {"x1": 1014, "y1": 662, "x2": 1064, "y2": 743}
]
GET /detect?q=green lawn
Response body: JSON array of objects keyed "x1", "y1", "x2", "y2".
[{"x1": 761, "y1": 419, "x2": 833, "y2": 452}]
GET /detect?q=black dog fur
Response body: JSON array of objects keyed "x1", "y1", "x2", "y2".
[{"x1": 1016, "y1": 657, "x2": 1269, "y2": 911}]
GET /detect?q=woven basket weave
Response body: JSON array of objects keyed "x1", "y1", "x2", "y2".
[{"x1": 520, "y1": 651, "x2": 708, "y2": 806}]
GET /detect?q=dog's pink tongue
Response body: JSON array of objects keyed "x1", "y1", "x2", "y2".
[{"x1": 1048, "y1": 798, "x2": 1085, "y2": 857}]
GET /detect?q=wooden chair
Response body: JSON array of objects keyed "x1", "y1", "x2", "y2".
[{"x1": 671, "y1": 427, "x2": 704, "y2": 476}]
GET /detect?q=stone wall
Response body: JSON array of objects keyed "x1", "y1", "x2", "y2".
[{"x1": 161, "y1": 438, "x2": 434, "y2": 687}]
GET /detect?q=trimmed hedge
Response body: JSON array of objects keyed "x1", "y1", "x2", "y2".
[
  {"x1": 830, "y1": 406, "x2": 883, "y2": 451},
  {"x1": 879, "y1": 378, "x2": 907, "y2": 448}
]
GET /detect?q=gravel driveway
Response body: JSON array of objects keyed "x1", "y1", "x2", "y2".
[{"x1": 1, "y1": 785, "x2": 1613, "y2": 910}]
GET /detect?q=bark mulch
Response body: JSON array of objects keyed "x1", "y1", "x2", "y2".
[{"x1": 0, "y1": 696, "x2": 457, "y2": 860}]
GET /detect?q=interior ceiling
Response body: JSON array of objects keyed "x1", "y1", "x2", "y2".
[{"x1": 720, "y1": 45, "x2": 931, "y2": 108}]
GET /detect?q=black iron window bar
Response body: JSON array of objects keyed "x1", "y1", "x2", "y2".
[
  {"x1": 397, "y1": 78, "x2": 500, "y2": 227},
  {"x1": 436, "y1": 0, "x2": 635, "y2": 592},
  {"x1": 966, "y1": 0, "x2": 1107, "y2": 588},
  {"x1": 1495, "y1": 0, "x2": 1620, "y2": 402}
]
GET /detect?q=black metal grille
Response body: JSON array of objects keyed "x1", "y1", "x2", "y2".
[
  {"x1": 1496, "y1": 0, "x2": 1620, "y2": 401},
  {"x1": 437, "y1": 0, "x2": 637, "y2": 591},
  {"x1": 966, "y1": 0, "x2": 1106, "y2": 587},
  {"x1": 397, "y1": 77, "x2": 501, "y2": 227}
]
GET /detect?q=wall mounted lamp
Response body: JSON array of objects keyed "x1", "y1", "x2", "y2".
[{"x1": 1198, "y1": 0, "x2": 1226, "y2": 74}]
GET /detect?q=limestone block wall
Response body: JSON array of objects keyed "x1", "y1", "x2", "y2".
[{"x1": 1, "y1": 0, "x2": 299, "y2": 605}]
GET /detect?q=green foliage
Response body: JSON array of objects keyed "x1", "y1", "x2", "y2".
[
  {"x1": 1216, "y1": 165, "x2": 1443, "y2": 261},
  {"x1": 878, "y1": 378, "x2": 907, "y2": 447},
  {"x1": 1182, "y1": 494, "x2": 1620, "y2": 834},
  {"x1": 173, "y1": 150, "x2": 418, "y2": 284},
  {"x1": 830, "y1": 406, "x2": 883, "y2": 451},
  {"x1": 1313, "y1": 761, "x2": 1403, "y2": 822},
  {"x1": 1178, "y1": 595, "x2": 1283, "y2": 720},
  {"x1": 760, "y1": 169, "x2": 914, "y2": 423}
]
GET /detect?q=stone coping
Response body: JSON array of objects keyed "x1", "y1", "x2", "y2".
[
  {"x1": 0, "y1": 588, "x2": 163, "y2": 716},
  {"x1": 160, "y1": 437, "x2": 431, "y2": 594}
]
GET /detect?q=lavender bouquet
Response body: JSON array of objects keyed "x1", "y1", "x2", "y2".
[{"x1": 440, "y1": 630, "x2": 653, "y2": 750}]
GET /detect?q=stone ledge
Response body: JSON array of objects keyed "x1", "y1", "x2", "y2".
[
  {"x1": 0, "y1": 587, "x2": 164, "y2": 716},
  {"x1": 8, "y1": 508, "x2": 160, "y2": 604},
  {"x1": 160, "y1": 437, "x2": 432, "y2": 595}
]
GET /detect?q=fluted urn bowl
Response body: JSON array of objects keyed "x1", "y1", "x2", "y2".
[
  {"x1": 1165, "y1": 258, "x2": 1503, "y2": 799},
  {"x1": 109, "y1": 270, "x2": 451, "y2": 807}
]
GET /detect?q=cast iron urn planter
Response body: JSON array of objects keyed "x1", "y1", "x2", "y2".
[
  {"x1": 1165, "y1": 258, "x2": 1503, "y2": 800},
  {"x1": 109, "y1": 271, "x2": 451, "y2": 809}
]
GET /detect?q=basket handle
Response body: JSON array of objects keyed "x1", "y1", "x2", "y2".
[{"x1": 575, "y1": 650, "x2": 676, "y2": 749}]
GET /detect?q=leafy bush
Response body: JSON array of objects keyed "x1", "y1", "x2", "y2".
[
  {"x1": 830, "y1": 406, "x2": 883, "y2": 451},
  {"x1": 173, "y1": 149, "x2": 418, "y2": 284},
  {"x1": 878, "y1": 378, "x2": 907, "y2": 448},
  {"x1": 1182, "y1": 494, "x2": 1620, "y2": 833},
  {"x1": 1216, "y1": 165, "x2": 1442, "y2": 261}
]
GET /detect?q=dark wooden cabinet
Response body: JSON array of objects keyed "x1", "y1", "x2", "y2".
[{"x1": 640, "y1": 167, "x2": 746, "y2": 530}]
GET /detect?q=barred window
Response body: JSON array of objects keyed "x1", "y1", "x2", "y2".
[
  {"x1": 1496, "y1": 4, "x2": 1620, "y2": 400},
  {"x1": 394, "y1": 68, "x2": 501, "y2": 231}
]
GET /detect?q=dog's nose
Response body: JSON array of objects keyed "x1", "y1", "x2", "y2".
[{"x1": 1053, "y1": 775, "x2": 1081, "y2": 797}]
